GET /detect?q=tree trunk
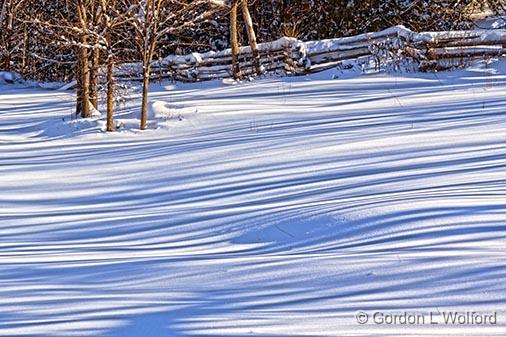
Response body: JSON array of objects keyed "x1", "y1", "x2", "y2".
[
  {"x1": 0, "y1": 0, "x2": 6, "y2": 70},
  {"x1": 21, "y1": 23, "x2": 27, "y2": 75},
  {"x1": 106, "y1": 54, "x2": 114, "y2": 132},
  {"x1": 241, "y1": 0, "x2": 261, "y2": 75},
  {"x1": 89, "y1": 47, "x2": 100, "y2": 109},
  {"x1": 230, "y1": 0, "x2": 241, "y2": 79},
  {"x1": 79, "y1": 44, "x2": 91, "y2": 118},
  {"x1": 76, "y1": 0, "x2": 91, "y2": 118},
  {"x1": 75, "y1": 54, "x2": 83, "y2": 117},
  {"x1": 140, "y1": 41, "x2": 156, "y2": 130},
  {"x1": 4, "y1": 53, "x2": 11, "y2": 71},
  {"x1": 140, "y1": 67, "x2": 150, "y2": 130}
]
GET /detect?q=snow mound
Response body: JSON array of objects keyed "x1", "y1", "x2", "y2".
[
  {"x1": 39, "y1": 118, "x2": 102, "y2": 138},
  {"x1": 222, "y1": 78, "x2": 241, "y2": 85},
  {"x1": 234, "y1": 215, "x2": 346, "y2": 251},
  {"x1": 148, "y1": 100, "x2": 199, "y2": 128},
  {"x1": 0, "y1": 71, "x2": 23, "y2": 85},
  {"x1": 491, "y1": 17, "x2": 506, "y2": 29}
]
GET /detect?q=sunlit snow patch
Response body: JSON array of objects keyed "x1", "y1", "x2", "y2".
[
  {"x1": 149, "y1": 100, "x2": 200, "y2": 130},
  {"x1": 233, "y1": 215, "x2": 346, "y2": 251}
]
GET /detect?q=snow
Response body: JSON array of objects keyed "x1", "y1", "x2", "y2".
[
  {"x1": 163, "y1": 37, "x2": 297, "y2": 65},
  {"x1": 58, "y1": 80, "x2": 78, "y2": 91},
  {"x1": 0, "y1": 71, "x2": 22, "y2": 85},
  {"x1": 475, "y1": 15, "x2": 506, "y2": 29},
  {"x1": 1, "y1": 60, "x2": 506, "y2": 336},
  {"x1": 148, "y1": 100, "x2": 199, "y2": 129}
]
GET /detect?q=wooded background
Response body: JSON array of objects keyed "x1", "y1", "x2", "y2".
[{"x1": 2, "y1": 0, "x2": 505, "y2": 82}]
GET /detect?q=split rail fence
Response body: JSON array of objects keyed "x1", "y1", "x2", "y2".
[{"x1": 115, "y1": 25, "x2": 506, "y2": 82}]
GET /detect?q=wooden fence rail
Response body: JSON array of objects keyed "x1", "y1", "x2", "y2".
[{"x1": 115, "y1": 25, "x2": 506, "y2": 82}]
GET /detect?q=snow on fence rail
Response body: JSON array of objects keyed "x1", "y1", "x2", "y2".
[{"x1": 115, "y1": 25, "x2": 506, "y2": 82}]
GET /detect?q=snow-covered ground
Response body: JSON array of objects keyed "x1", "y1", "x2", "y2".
[{"x1": 1, "y1": 61, "x2": 506, "y2": 336}]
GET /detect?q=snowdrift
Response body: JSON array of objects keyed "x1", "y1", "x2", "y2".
[
  {"x1": 0, "y1": 71, "x2": 23, "y2": 85},
  {"x1": 2, "y1": 59, "x2": 506, "y2": 336}
]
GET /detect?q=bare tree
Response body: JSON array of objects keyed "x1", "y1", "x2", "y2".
[
  {"x1": 89, "y1": 4, "x2": 102, "y2": 109},
  {"x1": 37, "y1": 0, "x2": 107, "y2": 117},
  {"x1": 75, "y1": 0, "x2": 93, "y2": 117},
  {"x1": 127, "y1": 0, "x2": 223, "y2": 130},
  {"x1": 97, "y1": 0, "x2": 131, "y2": 131},
  {"x1": 229, "y1": 0, "x2": 241, "y2": 79},
  {"x1": 228, "y1": 0, "x2": 261, "y2": 79},
  {"x1": 241, "y1": 0, "x2": 261, "y2": 75}
]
